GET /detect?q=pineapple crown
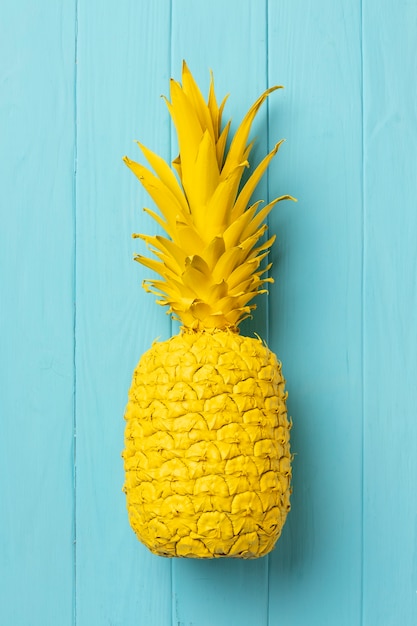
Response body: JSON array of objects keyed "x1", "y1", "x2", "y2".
[{"x1": 124, "y1": 61, "x2": 295, "y2": 331}]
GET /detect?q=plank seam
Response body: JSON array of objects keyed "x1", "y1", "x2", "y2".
[
  {"x1": 72, "y1": 0, "x2": 79, "y2": 623},
  {"x1": 169, "y1": 2, "x2": 174, "y2": 625},
  {"x1": 266, "y1": 1, "x2": 271, "y2": 624},
  {"x1": 360, "y1": 0, "x2": 365, "y2": 624},
  {"x1": 265, "y1": 0, "x2": 271, "y2": 350}
]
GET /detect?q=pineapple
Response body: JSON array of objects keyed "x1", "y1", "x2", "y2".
[{"x1": 122, "y1": 62, "x2": 294, "y2": 558}]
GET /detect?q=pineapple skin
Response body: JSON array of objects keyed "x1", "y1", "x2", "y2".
[{"x1": 123, "y1": 329, "x2": 291, "y2": 559}]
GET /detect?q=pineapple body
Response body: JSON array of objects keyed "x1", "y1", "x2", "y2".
[{"x1": 123, "y1": 329, "x2": 291, "y2": 558}]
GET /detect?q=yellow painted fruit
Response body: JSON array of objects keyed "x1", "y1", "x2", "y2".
[
  {"x1": 123, "y1": 330, "x2": 291, "y2": 558},
  {"x1": 122, "y1": 62, "x2": 295, "y2": 558}
]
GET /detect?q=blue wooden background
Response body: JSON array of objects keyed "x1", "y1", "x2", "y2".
[{"x1": 1, "y1": 1, "x2": 416, "y2": 624}]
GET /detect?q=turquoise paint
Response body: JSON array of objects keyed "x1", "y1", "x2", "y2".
[
  {"x1": 1, "y1": 1, "x2": 416, "y2": 625},
  {"x1": 0, "y1": 1, "x2": 76, "y2": 624}
]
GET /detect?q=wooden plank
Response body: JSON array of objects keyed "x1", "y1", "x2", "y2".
[
  {"x1": 267, "y1": 1, "x2": 364, "y2": 624},
  {"x1": 362, "y1": 2, "x2": 417, "y2": 624},
  {"x1": 0, "y1": 2, "x2": 76, "y2": 624},
  {"x1": 170, "y1": 1, "x2": 270, "y2": 624},
  {"x1": 172, "y1": 559, "x2": 268, "y2": 626},
  {"x1": 74, "y1": 1, "x2": 172, "y2": 624}
]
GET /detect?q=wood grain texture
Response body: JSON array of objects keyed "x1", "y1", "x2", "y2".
[
  {"x1": 74, "y1": 1, "x2": 172, "y2": 624},
  {"x1": 362, "y1": 1, "x2": 417, "y2": 624},
  {"x1": 267, "y1": 1, "x2": 364, "y2": 624},
  {"x1": 0, "y1": 2, "x2": 76, "y2": 624},
  {"x1": 1, "y1": 1, "x2": 417, "y2": 625}
]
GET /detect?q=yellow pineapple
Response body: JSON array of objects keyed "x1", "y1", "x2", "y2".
[{"x1": 122, "y1": 62, "x2": 294, "y2": 558}]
